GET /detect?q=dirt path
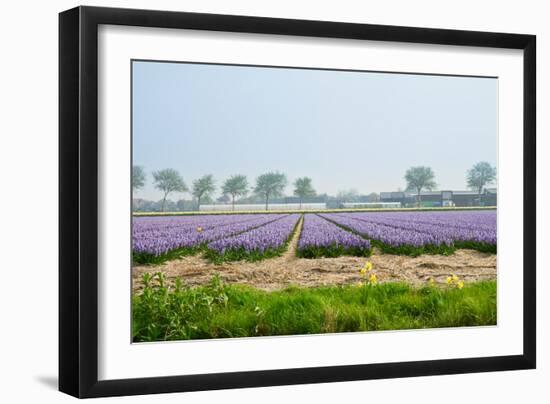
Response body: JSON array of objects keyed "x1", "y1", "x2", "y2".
[
  {"x1": 133, "y1": 215, "x2": 496, "y2": 291},
  {"x1": 281, "y1": 215, "x2": 303, "y2": 261}
]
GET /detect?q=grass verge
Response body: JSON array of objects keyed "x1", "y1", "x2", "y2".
[{"x1": 132, "y1": 273, "x2": 496, "y2": 342}]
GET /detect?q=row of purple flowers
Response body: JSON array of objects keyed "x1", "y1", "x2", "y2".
[
  {"x1": 319, "y1": 211, "x2": 496, "y2": 254},
  {"x1": 133, "y1": 214, "x2": 287, "y2": 257},
  {"x1": 133, "y1": 210, "x2": 497, "y2": 262},
  {"x1": 206, "y1": 214, "x2": 301, "y2": 262},
  {"x1": 297, "y1": 214, "x2": 371, "y2": 258}
]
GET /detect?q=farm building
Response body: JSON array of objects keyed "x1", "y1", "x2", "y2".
[{"x1": 380, "y1": 189, "x2": 497, "y2": 207}]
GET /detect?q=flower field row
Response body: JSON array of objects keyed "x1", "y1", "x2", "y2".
[
  {"x1": 133, "y1": 214, "x2": 288, "y2": 263},
  {"x1": 347, "y1": 211, "x2": 496, "y2": 251},
  {"x1": 320, "y1": 211, "x2": 496, "y2": 255},
  {"x1": 205, "y1": 214, "x2": 301, "y2": 263},
  {"x1": 132, "y1": 210, "x2": 497, "y2": 264},
  {"x1": 374, "y1": 211, "x2": 496, "y2": 232},
  {"x1": 297, "y1": 214, "x2": 372, "y2": 258}
]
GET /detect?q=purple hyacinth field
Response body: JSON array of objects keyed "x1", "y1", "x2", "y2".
[
  {"x1": 132, "y1": 209, "x2": 496, "y2": 264},
  {"x1": 132, "y1": 214, "x2": 287, "y2": 262},
  {"x1": 206, "y1": 214, "x2": 301, "y2": 262},
  {"x1": 297, "y1": 214, "x2": 372, "y2": 258},
  {"x1": 320, "y1": 210, "x2": 496, "y2": 255}
]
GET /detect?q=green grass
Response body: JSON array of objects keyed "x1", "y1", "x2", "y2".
[{"x1": 132, "y1": 273, "x2": 497, "y2": 342}]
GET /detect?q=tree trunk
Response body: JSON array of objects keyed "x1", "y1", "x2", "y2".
[
  {"x1": 161, "y1": 192, "x2": 168, "y2": 212},
  {"x1": 299, "y1": 198, "x2": 302, "y2": 210},
  {"x1": 265, "y1": 194, "x2": 269, "y2": 211},
  {"x1": 197, "y1": 195, "x2": 201, "y2": 211},
  {"x1": 478, "y1": 186, "x2": 483, "y2": 206},
  {"x1": 417, "y1": 188, "x2": 422, "y2": 207},
  {"x1": 232, "y1": 194, "x2": 235, "y2": 211}
]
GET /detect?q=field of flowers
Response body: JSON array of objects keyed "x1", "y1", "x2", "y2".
[
  {"x1": 205, "y1": 214, "x2": 301, "y2": 263},
  {"x1": 132, "y1": 210, "x2": 497, "y2": 264},
  {"x1": 132, "y1": 214, "x2": 288, "y2": 263},
  {"x1": 297, "y1": 214, "x2": 372, "y2": 258},
  {"x1": 320, "y1": 210, "x2": 496, "y2": 255}
]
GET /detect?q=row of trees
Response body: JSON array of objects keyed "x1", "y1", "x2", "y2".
[
  {"x1": 404, "y1": 162, "x2": 497, "y2": 206},
  {"x1": 133, "y1": 161, "x2": 496, "y2": 211},
  {"x1": 133, "y1": 168, "x2": 316, "y2": 211}
]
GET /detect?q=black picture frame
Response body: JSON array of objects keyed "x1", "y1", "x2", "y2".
[{"x1": 59, "y1": 5, "x2": 536, "y2": 398}]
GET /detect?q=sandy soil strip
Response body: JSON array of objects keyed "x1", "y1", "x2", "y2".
[
  {"x1": 132, "y1": 218, "x2": 496, "y2": 291},
  {"x1": 281, "y1": 214, "x2": 303, "y2": 261}
]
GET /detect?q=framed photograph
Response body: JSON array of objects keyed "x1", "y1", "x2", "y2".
[{"x1": 59, "y1": 6, "x2": 536, "y2": 398}]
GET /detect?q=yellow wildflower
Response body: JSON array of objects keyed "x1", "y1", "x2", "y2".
[
  {"x1": 360, "y1": 267, "x2": 367, "y2": 277},
  {"x1": 196, "y1": 226, "x2": 203, "y2": 232},
  {"x1": 364, "y1": 261, "x2": 373, "y2": 272},
  {"x1": 446, "y1": 276, "x2": 453, "y2": 285},
  {"x1": 451, "y1": 273, "x2": 459, "y2": 282},
  {"x1": 368, "y1": 273, "x2": 377, "y2": 285},
  {"x1": 456, "y1": 280, "x2": 465, "y2": 289}
]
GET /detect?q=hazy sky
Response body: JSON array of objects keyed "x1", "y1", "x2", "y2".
[{"x1": 132, "y1": 60, "x2": 497, "y2": 201}]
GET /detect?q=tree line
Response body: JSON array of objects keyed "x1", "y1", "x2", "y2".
[
  {"x1": 404, "y1": 162, "x2": 496, "y2": 206},
  {"x1": 132, "y1": 168, "x2": 315, "y2": 211},
  {"x1": 133, "y1": 161, "x2": 496, "y2": 211}
]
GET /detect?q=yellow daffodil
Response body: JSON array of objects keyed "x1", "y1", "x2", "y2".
[
  {"x1": 364, "y1": 261, "x2": 373, "y2": 272},
  {"x1": 446, "y1": 276, "x2": 453, "y2": 285},
  {"x1": 368, "y1": 273, "x2": 377, "y2": 285},
  {"x1": 456, "y1": 280, "x2": 465, "y2": 289},
  {"x1": 451, "y1": 273, "x2": 459, "y2": 282},
  {"x1": 360, "y1": 267, "x2": 367, "y2": 277}
]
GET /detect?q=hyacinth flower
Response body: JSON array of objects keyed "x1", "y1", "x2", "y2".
[
  {"x1": 133, "y1": 214, "x2": 287, "y2": 256},
  {"x1": 207, "y1": 214, "x2": 301, "y2": 258},
  {"x1": 320, "y1": 210, "x2": 496, "y2": 254},
  {"x1": 297, "y1": 214, "x2": 371, "y2": 258}
]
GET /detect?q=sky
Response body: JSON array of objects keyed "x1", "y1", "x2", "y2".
[{"x1": 132, "y1": 60, "x2": 497, "y2": 201}]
